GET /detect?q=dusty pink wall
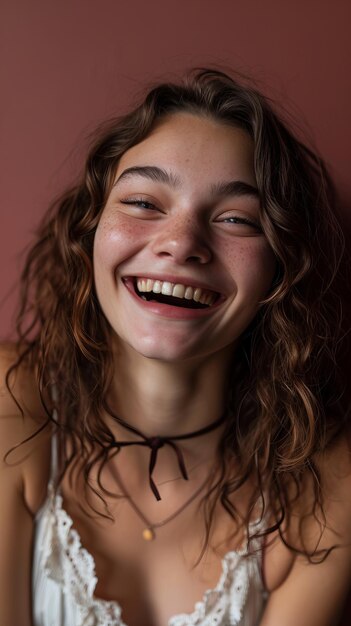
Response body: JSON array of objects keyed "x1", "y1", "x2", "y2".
[{"x1": 1, "y1": 0, "x2": 351, "y2": 338}]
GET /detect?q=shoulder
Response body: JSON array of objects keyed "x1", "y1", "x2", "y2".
[
  {"x1": 264, "y1": 435, "x2": 351, "y2": 575},
  {"x1": 0, "y1": 341, "x2": 47, "y2": 415},
  {"x1": 314, "y1": 434, "x2": 351, "y2": 545},
  {"x1": 317, "y1": 433, "x2": 351, "y2": 498},
  {"x1": 0, "y1": 341, "x2": 51, "y2": 515},
  {"x1": 290, "y1": 435, "x2": 351, "y2": 551}
]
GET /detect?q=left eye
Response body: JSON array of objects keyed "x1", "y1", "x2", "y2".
[
  {"x1": 221, "y1": 216, "x2": 262, "y2": 230},
  {"x1": 120, "y1": 199, "x2": 157, "y2": 210}
]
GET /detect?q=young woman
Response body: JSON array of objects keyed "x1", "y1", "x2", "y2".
[{"x1": 1, "y1": 68, "x2": 350, "y2": 626}]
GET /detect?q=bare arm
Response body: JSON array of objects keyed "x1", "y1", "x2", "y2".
[
  {"x1": 260, "y1": 546, "x2": 351, "y2": 625},
  {"x1": 0, "y1": 458, "x2": 34, "y2": 626},
  {"x1": 0, "y1": 344, "x2": 49, "y2": 626},
  {"x1": 260, "y1": 439, "x2": 351, "y2": 626}
]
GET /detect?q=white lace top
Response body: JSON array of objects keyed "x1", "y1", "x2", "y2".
[{"x1": 32, "y1": 434, "x2": 268, "y2": 626}]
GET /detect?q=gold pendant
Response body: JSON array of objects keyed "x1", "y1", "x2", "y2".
[{"x1": 142, "y1": 528, "x2": 155, "y2": 541}]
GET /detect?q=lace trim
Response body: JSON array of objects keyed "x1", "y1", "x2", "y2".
[
  {"x1": 43, "y1": 483, "x2": 125, "y2": 626},
  {"x1": 168, "y1": 555, "x2": 250, "y2": 626},
  {"x1": 41, "y1": 483, "x2": 264, "y2": 626}
]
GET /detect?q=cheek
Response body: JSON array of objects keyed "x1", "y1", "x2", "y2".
[
  {"x1": 93, "y1": 213, "x2": 149, "y2": 269},
  {"x1": 221, "y1": 238, "x2": 276, "y2": 294}
]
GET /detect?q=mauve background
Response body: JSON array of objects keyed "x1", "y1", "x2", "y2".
[{"x1": 1, "y1": 0, "x2": 351, "y2": 620}]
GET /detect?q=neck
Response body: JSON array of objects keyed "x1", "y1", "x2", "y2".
[
  {"x1": 109, "y1": 342, "x2": 234, "y2": 433},
  {"x1": 103, "y1": 342, "x2": 235, "y2": 488}
]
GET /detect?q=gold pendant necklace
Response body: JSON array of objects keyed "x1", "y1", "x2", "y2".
[{"x1": 112, "y1": 465, "x2": 211, "y2": 541}]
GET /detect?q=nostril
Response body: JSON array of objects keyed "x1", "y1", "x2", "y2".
[
  {"x1": 150, "y1": 232, "x2": 212, "y2": 264},
  {"x1": 187, "y1": 254, "x2": 208, "y2": 263}
]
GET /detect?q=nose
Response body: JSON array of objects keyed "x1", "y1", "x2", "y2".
[{"x1": 150, "y1": 215, "x2": 212, "y2": 264}]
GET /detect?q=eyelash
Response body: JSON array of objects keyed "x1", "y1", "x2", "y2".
[
  {"x1": 120, "y1": 199, "x2": 261, "y2": 231},
  {"x1": 222, "y1": 216, "x2": 261, "y2": 230},
  {"x1": 121, "y1": 199, "x2": 156, "y2": 210}
]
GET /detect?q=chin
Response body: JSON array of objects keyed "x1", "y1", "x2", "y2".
[{"x1": 132, "y1": 341, "x2": 193, "y2": 363}]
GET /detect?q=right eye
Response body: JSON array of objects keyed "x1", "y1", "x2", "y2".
[{"x1": 120, "y1": 199, "x2": 158, "y2": 210}]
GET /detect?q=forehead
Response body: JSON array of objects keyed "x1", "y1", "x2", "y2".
[{"x1": 115, "y1": 113, "x2": 256, "y2": 186}]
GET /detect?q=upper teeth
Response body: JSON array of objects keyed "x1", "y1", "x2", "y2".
[{"x1": 136, "y1": 278, "x2": 217, "y2": 306}]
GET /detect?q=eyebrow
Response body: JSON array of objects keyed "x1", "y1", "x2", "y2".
[
  {"x1": 113, "y1": 165, "x2": 259, "y2": 199},
  {"x1": 114, "y1": 166, "x2": 181, "y2": 189}
]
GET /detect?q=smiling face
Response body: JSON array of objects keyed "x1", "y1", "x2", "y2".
[{"x1": 93, "y1": 113, "x2": 276, "y2": 363}]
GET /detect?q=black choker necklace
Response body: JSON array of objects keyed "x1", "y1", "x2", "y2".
[{"x1": 107, "y1": 412, "x2": 228, "y2": 501}]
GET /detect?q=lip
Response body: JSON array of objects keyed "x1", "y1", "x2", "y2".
[{"x1": 122, "y1": 277, "x2": 227, "y2": 320}]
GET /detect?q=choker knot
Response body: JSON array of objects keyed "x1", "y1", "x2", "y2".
[
  {"x1": 148, "y1": 436, "x2": 164, "y2": 450},
  {"x1": 107, "y1": 411, "x2": 228, "y2": 501}
]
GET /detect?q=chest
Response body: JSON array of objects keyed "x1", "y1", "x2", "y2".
[
  {"x1": 33, "y1": 442, "x2": 271, "y2": 626},
  {"x1": 56, "y1": 457, "x2": 268, "y2": 625},
  {"x1": 62, "y1": 492, "x2": 240, "y2": 625},
  {"x1": 36, "y1": 493, "x2": 266, "y2": 626}
]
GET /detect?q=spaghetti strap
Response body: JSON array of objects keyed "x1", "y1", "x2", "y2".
[
  {"x1": 49, "y1": 426, "x2": 59, "y2": 487},
  {"x1": 49, "y1": 381, "x2": 60, "y2": 488}
]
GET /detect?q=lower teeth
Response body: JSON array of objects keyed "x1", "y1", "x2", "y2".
[
  {"x1": 141, "y1": 296, "x2": 160, "y2": 304},
  {"x1": 139, "y1": 293, "x2": 208, "y2": 308}
]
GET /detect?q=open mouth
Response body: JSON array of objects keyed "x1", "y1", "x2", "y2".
[{"x1": 132, "y1": 277, "x2": 221, "y2": 310}]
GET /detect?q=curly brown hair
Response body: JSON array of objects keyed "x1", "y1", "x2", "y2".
[{"x1": 5, "y1": 68, "x2": 349, "y2": 562}]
